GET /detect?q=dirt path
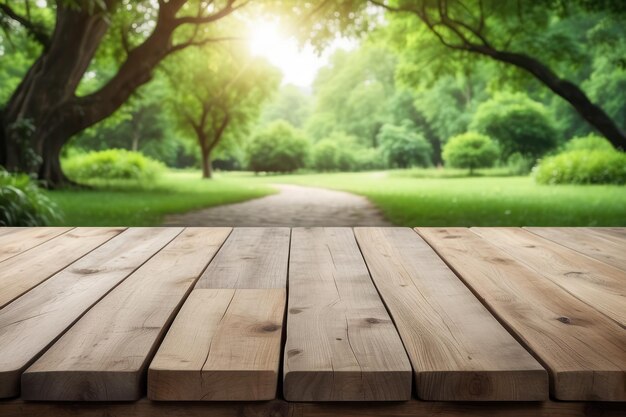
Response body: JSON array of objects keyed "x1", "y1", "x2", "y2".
[{"x1": 163, "y1": 184, "x2": 391, "y2": 226}]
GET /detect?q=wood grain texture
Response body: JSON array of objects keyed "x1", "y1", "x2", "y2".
[
  {"x1": 354, "y1": 227, "x2": 548, "y2": 401},
  {"x1": 0, "y1": 227, "x2": 71, "y2": 263},
  {"x1": 586, "y1": 227, "x2": 626, "y2": 242},
  {"x1": 525, "y1": 227, "x2": 626, "y2": 272},
  {"x1": 0, "y1": 227, "x2": 181, "y2": 398},
  {"x1": 148, "y1": 288, "x2": 286, "y2": 401},
  {"x1": 473, "y1": 227, "x2": 626, "y2": 326},
  {"x1": 417, "y1": 227, "x2": 626, "y2": 401},
  {"x1": 0, "y1": 398, "x2": 624, "y2": 417},
  {"x1": 0, "y1": 227, "x2": 123, "y2": 308},
  {"x1": 20, "y1": 227, "x2": 231, "y2": 401},
  {"x1": 195, "y1": 227, "x2": 290, "y2": 289},
  {"x1": 284, "y1": 227, "x2": 412, "y2": 401}
]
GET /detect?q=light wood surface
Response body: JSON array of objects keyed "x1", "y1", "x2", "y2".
[
  {"x1": 354, "y1": 227, "x2": 548, "y2": 401},
  {"x1": 0, "y1": 228, "x2": 180, "y2": 398},
  {"x1": 0, "y1": 227, "x2": 70, "y2": 263},
  {"x1": 525, "y1": 227, "x2": 626, "y2": 271},
  {"x1": 473, "y1": 227, "x2": 626, "y2": 326},
  {"x1": 0, "y1": 227, "x2": 123, "y2": 308},
  {"x1": 195, "y1": 227, "x2": 290, "y2": 289},
  {"x1": 284, "y1": 227, "x2": 412, "y2": 401},
  {"x1": 148, "y1": 288, "x2": 286, "y2": 400},
  {"x1": 20, "y1": 228, "x2": 231, "y2": 401},
  {"x1": 586, "y1": 227, "x2": 626, "y2": 242},
  {"x1": 417, "y1": 227, "x2": 626, "y2": 401}
]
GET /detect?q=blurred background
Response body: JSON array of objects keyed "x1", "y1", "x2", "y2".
[{"x1": 0, "y1": 0, "x2": 624, "y2": 227}]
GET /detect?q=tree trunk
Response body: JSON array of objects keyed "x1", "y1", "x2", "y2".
[
  {"x1": 471, "y1": 45, "x2": 626, "y2": 150},
  {"x1": 201, "y1": 154, "x2": 213, "y2": 179},
  {"x1": 0, "y1": 0, "x2": 182, "y2": 187}
]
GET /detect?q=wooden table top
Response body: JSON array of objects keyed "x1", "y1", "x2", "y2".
[{"x1": 0, "y1": 227, "x2": 624, "y2": 416}]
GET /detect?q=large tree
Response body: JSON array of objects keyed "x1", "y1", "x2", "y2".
[
  {"x1": 0, "y1": 0, "x2": 248, "y2": 186},
  {"x1": 368, "y1": 0, "x2": 626, "y2": 150},
  {"x1": 166, "y1": 44, "x2": 280, "y2": 178},
  {"x1": 287, "y1": 0, "x2": 626, "y2": 150}
]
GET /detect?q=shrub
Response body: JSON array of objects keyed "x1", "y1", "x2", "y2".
[
  {"x1": 377, "y1": 124, "x2": 433, "y2": 168},
  {"x1": 311, "y1": 133, "x2": 357, "y2": 172},
  {"x1": 471, "y1": 93, "x2": 558, "y2": 159},
  {"x1": 563, "y1": 134, "x2": 614, "y2": 152},
  {"x1": 506, "y1": 152, "x2": 535, "y2": 175},
  {"x1": 247, "y1": 120, "x2": 310, "y2": 173},
  {"x1": 534, "y1": 149, "x2": 626, "y2": 185},
  {"x1": 442, "y1": 132, "x2": 499, "y2": 174},
  {"x1": 63, "y1": 149, "x2": 165, "y2": 182},
  {"x1": 0, "y1": 169, "x2": 61, "y2": 226}
]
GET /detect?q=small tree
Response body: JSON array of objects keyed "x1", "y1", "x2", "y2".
[
  {"x1": 471, "y1": 93, "x2": 558, "y2": 160},
  {"x1": 442, "y1": 132, "x2": 499, "y2": 175},
  {"x1": 377, "y1": 123, "x2": 432, "y2": 168},
  {"x1": 247, "y1": 121, "x2": 310, "y2": 173},
  {"x1": 166, "y1": 45, "x2": 280, "y2": 179}
]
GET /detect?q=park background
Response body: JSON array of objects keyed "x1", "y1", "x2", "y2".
[{"x1": 0, "y1": 0, "x2": 625, "y2": 227}]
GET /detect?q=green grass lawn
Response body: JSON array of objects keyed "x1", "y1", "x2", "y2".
[
  {"x1": 46, "y1": 169, "x2": 626, "y2": 226},
  {"x1": 253, "y1": 171, "x2": 626, "y2": 226},
  {"x1": 46, "y1": 171, "x2": 275, "y2": 226}
]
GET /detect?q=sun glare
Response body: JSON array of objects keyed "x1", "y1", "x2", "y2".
[{"x1": 247, "y1": 19, "x2": 355, "y2": 88}]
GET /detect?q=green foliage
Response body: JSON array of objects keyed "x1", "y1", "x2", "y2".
[
  {"x1": 0, "y1": 169, "x2": 61, "y2": 226},
  {"x1": 260, "y1": 84, "x2": 312, "y2": 128},
  {"x1": 506, "y1": 153, "x2": 536, "y2": 175},
  {"x1": 471, "y1": 93, "x2": 558, "y2": 159},
  {"x1": 563, "y1": 134, "x2": 615, "y2": 152},
  {"x1": 378, "y1": 124, "x2": 432, "y2": 168},
  {"x1": 534, "y1": 149, "x2": 626, "y2": 185},
  {"x1": 311, "y1": 132, "x2": 358, "y2": 172},
  {"x1": 63, "y1": 149, "x2": 165, "y2": 183},
  {"x1": 247, "y1": 121, "x2": 310, "y2": 173},
  {"x1": 442, "y1": 132, "x2": 499, "y2": 173}
]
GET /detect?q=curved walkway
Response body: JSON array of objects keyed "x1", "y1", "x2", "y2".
[{"x1": 163, "y1": 184, "x2": 391, "y2": 226}]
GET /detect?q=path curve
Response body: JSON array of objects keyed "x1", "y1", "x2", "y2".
[{"x1": 164, "y1": 184, "x2": 391, "y2": 226}]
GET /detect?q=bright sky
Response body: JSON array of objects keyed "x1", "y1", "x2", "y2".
[{"x1": 248, "y1": 20, "x2": 355, "y2": 88}]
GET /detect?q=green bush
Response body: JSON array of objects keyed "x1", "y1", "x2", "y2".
[
  {"x1": 311, "y1": 133, "x2": 357, "y2": 172},
  {"x1": 442, "y1": 132, "x2": 499, "y2": 174},
  {"x1": 563, "y1": 134, "x2": 614, "y2": 152},
  {"x1": 471, "y1": 93, "x2": 558, "y2": 159},
  {"x1": 506, "y1": 152, "x2": 535, "y2": 175},
  {"x1": 63, "y1": 149, "x2": 165, "y2": 182},
  {"x1": 248, "y1": 120, "x2": 310, "y2": 173},
  {"x1": 377, "y1": 124, "x2": 432, "y2": 168},
  {"x1": 534, "y1": 149, "x2": 626, "y2": 185},
  {"x1": 0, "y1": 169, "x2": 61, "y2": 226}
]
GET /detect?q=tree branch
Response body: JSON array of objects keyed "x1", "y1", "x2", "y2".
[{"x1": 0, "y1": 2, "x2": 50, "y2": 46}]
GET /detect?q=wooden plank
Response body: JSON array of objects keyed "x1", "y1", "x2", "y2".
[
  {"x1": 0, "y1": 227, "x2": 71, "y2": 263},
  {"x1": 354, "y1": 227, "x2": 548, "y2": 401},
  {"x1": 284, "y1": 227, "x2": 412, "y2": 401},
  {"x1": 417, "y1": 227, "x2": 626, "y2": 401},
  {"x1": 21, "y1": 227, "x2": 231, "y2": 401},
  {"x1": 473, "y1": 228, "x2": 626, "y2": 326},
  {"x1": 0, "y1": 227, "x2": 123, "y2": 308},
  {"x1": 0, "y1": 228, "x2": 22, "y2": 237},
  {"x1": 148, "y1": 288, "x2": 286, "y2": 401},
  {"x1": 525, "y1": 227, "x2": 626, "y2": 272},
  {"x1": 0, "y1": 227, "x2": 181, "y2": 398},
  {"x1": 1, "y1": 398, "x2": 625, "y2": 417},
  {"x1": 586, "y1": 227, "x2": 626, "y2": 243},
  {"x1": 195, "y1": 227, "x2": 289, "y2": 289}
]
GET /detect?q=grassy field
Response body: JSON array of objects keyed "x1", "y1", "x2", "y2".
[
  {"x1": 46, "y1": 169, "x2": 626, "y2": 226},
  {"x1": 253, "y1": 170, "x2": 626, "y2": 226},
  {"x1": 46, "y1": 171, "x2": 274, "y2": 226}
]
